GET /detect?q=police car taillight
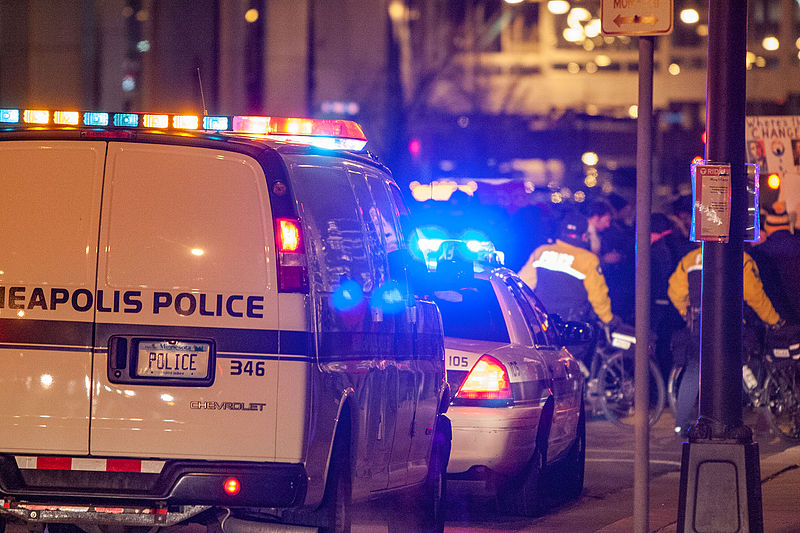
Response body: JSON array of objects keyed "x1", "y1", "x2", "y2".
[
  {"x1": 0, "y1": 108, "x2": 367, "y2": 151},
  {"x1": 276, "y1": 218, "x2": 308, "y2": 293},
  {"x1": 455, "y1": 354, "x2": 512, "y2": 401}
]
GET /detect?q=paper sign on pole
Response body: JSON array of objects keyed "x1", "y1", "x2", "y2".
[{"x1": 691, "y1": 162, "x2": 732, "y2": 242}]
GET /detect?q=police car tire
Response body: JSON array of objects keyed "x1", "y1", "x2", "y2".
[
  {"x1": 499, "y1": 445, "x2": 546, "y2": 517},
  {"x1": 549, "y1": 399, "x2": 586, "y2": 501}
]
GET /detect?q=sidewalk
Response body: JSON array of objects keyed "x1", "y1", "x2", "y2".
[{"x1": 598, "y1": 444, "x2": 800, "y2": 532}]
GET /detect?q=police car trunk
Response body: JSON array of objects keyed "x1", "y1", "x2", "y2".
[{"x1": 0, "y1": 109, "x2": 371, "y2": 526}]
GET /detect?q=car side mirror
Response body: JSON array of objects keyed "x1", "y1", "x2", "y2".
[{"x1": 552, "y1": 315, "x2": 594, "y2": 345}]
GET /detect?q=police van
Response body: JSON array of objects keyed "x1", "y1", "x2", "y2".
[{"x1": 0, "y1": 108, "x2": 450, "y2": 533}]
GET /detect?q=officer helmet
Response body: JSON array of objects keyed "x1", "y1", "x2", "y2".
[{"x1": 559, "y1": 211, "x2": 588, "y2": 244}]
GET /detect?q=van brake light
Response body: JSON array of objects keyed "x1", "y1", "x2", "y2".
[
  {"x1": 456, "y1": 354, "x2": 512, "y2": 401},
  {"x1": 276, "y1": 218, "x2": 308, "y2": 293},
  {"x1": 278, "y1": 219, "x2": 301, "y2": 252}
]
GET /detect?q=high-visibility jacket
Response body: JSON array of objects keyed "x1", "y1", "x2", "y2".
[
  {"x1": 518, "y1": 239, "x2": 614, "y2": 323},
  {"x1": 667, "y1": 247, "x2": 780, "y2": 326}
]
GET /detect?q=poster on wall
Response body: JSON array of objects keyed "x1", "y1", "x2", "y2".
[{"x1": 745, "y1": 116, "x2": 800, "y2": 223}]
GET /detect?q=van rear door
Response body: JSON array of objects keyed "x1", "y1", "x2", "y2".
[
  {"x1": 90, "y1": 142, "x2": 282, "y2": 461},
  {"x1": 0, "y1": 141, "x2": 106, "y2": 455}
]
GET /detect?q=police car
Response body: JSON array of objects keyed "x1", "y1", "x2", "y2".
[
  {"x1": 414, "y1": 241, "x2": 586, "y2": 516},
  {"x1": 0, "y1": 108, "x2": 450, "y2": 533}
]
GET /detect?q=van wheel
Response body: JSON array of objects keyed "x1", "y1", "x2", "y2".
[
  {"x1": 319, "y1": 435, "x2": 352, "y2": 533},
  {"x1": 389, "y1": 415, "x2": 450, "y2": 533},
  {"x1": 419, "y1": 415, "x2": 450, "y2": 532}
]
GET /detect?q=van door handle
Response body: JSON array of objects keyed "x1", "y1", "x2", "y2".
[{"x1": 109, "y1": 337, "x2": 128, "y2": 370}]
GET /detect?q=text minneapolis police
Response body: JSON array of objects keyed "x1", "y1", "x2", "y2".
[{"x1": 0, "y1": 286, "x2": 265, "y2": 318}]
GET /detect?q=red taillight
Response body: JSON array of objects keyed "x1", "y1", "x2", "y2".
[
  {"x1": 223, "y1": 477, "x2": 241, "y2": 495},
  {"x1": 276, "y1": 218, "x2": 308, "y2": 293},
  {"x1": 456, "y1": 354, "x2": 512, "y2": 400},
  {"x1": 278, "y1": 219, "x2": 301, "y2": 252}
]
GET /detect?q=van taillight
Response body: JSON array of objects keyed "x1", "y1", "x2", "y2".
[
  {"x1": 224, "y1": 477, "x2": 241, "y2": 495},
  {"x1": 276, "y1": 218, "x2": 308, "y2": 292},
  {"x1": 456, "y1": 354, "x2": 512, "y2": 401}
]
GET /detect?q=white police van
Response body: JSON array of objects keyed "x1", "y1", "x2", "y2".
[{"x1": 0, "y1": 109, "x2": 450, "y2": 533}]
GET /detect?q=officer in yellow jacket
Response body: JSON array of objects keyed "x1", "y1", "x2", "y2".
[
  {"x1": 667, "y1": 246, "x2": 783, "y2": 435},
  {"x1": 518, "y1": 211, "x2": 619, "y2": 329},
  {"x1": 667, "y1": 247, "x2": 781, "y2": 329}
]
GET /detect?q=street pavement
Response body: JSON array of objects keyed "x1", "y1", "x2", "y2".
[
  {"x1": 523, "y1": 410, "x2": 800, "y2": 533},
  {"x1": 594, "y1": 440, "x2": 800, "y2": 533},
  {"x1": 440, "y1": 409, "x2": 800, "y2": 533}
]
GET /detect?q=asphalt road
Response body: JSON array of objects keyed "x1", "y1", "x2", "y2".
[{"x1": 352, "y1": 407, "x2": 796, "y2": 532}]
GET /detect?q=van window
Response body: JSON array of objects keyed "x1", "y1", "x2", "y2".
[
  {"x1": 103, "y1": 144, "x2": 272, "y2": 292},
  {"x1": 288, "y1": 161, "x2": 372, "y2": 293},
  {"x1": 346, "y1": 169, "x2": 387, "y2": 293},
  {"x1": 366, "y1": 174, "x2": 403, "y2": 254},
  {"x1": 0, "y1": 142, "x2": 105, "y2": 287}
]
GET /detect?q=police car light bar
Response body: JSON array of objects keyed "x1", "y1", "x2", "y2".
[{"x1": 0, "y1": 108, "x2": 368, "y2": 151}]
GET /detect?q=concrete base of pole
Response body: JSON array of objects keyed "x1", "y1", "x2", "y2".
[{"x1": 677, "y1": 439, "x2": 763, "y2": 533}]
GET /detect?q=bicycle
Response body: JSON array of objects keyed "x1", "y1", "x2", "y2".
[
  {"x1": 582, "y1": 323, "x2": 666, "y2": 428},
  {"x1": 667, "y1": 322, "x2": 800, "y2": 442}
]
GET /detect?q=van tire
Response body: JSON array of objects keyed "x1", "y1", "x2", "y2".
[
  {"x1": 420, "y1": 415, "x2": 450, "y2": 532},
  {"x1": 319, "y1": 434, "x2": 352, "y2": 533},
  {"x1": 388, "y1": 415, "x2": 450, "y2": 533}
]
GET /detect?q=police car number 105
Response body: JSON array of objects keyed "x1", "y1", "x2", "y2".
[{"x1": 136, "y1": 340, "x2": 210, "y2": 379}]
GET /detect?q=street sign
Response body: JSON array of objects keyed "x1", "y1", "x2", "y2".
[{"x1": 601, "y1": 0, "x2": 673, "y2": 36}]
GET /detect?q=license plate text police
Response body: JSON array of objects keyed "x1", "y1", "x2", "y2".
[{"x1": 137, "y1": 341, "x2": 210, "y2": 379}]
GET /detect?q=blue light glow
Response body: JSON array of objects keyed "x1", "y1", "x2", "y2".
[
  {"x1": 332, "y1": 280, "x2": 365, "y2": 312},
  {"x1": 203, "y1": 116, "x2": 229, "y2": 130},
  {"x1": 370, "y1": 281, "x2": 406, "y2": 315},
  {"x1": 0, "y1": 109, "x2": 20, "y2": 123},
  {"x1": 407, "y1": 225, "x2": 448, "y2": 263},
  {"x1": 113, "y1": 113, "x2": 139, "y2": 127},
  {"x1": 84, "y1": 112, "x2": 109, "y2": 126}
]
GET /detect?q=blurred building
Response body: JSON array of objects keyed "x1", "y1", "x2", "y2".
[
  {"x1": 395, "y1": 0, "x2": 800, "y2": 207},
  {"x1": 1, "y1": 0, "x2": 799, "y2": 206}
]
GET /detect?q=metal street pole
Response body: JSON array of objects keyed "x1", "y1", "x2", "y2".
[
  {"x1": 633, "y1": 35, "x2": 653, "y2": 533},
  {"x1": 676, "y1": 1, "x2": 763, "y2": 531}
]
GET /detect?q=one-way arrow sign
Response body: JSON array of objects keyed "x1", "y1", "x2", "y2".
[{"x1": 602, "y1": 0, "x2": 673, "y2": 36}]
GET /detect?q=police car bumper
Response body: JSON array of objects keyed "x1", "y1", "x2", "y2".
[
  {"x1": 0, "y1": 457, "x2": 308, "y2": 522},
  {"x1": 446, "y1": 404, "x2": 543, "y2": 476}
]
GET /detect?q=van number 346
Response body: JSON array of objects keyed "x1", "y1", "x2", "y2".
[{"x1": 230, "y1": 360, "x2": 266, "y2": 376}]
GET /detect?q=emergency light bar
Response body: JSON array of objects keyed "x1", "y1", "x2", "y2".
[{"x1": 0, "y1": 107, "x2": 368, "y2": 151}]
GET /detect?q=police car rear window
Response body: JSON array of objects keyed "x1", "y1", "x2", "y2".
[{"x1": 432, "y1": 281, "x2": 510, "y2": 343}]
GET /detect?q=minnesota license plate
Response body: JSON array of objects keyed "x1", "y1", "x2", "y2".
[{"x1": 136, "y1": 340, "x2": 211, "y2": 379}]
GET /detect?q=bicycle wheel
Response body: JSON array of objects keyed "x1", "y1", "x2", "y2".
[
  {"x1": 667, "y1": 364, "x2": 685, "y2": 416},
  {"x1": 598, "y1": 350, "x2": 665, "y2": 427},
  {"x1": 763, "y1": 360, "x2": 800, "y2": 442}
]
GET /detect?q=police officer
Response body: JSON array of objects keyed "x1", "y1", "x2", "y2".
[
  {"x1": 750, "y1": 201, "x2": 800, "y2": 325},
  {"x1": 518, "y1": 210, "x2": 621, "y2": 332},
  {"x1": 667, "y1": 246, "x2": 784, "y2": 435}
]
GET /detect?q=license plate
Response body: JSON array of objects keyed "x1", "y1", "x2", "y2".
[{"x1": 136, "y1": 340, "x2": 211, "y2": 379}]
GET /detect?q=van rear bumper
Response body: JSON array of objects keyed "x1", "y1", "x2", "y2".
[{"x1": 0, "y1": 456, "x2": 308, "y2": 509}]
